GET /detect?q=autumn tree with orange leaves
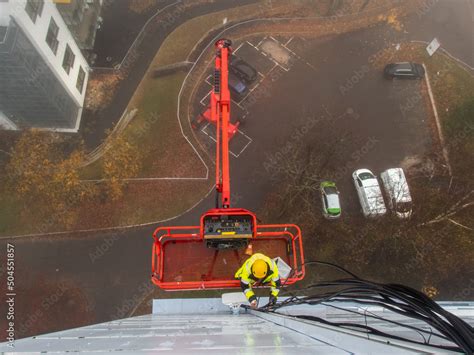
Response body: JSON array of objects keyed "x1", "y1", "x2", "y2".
[
  {"x1": 5, "y1": 130, "x2": 97, "y2": 228},
  {"x1": 102, "y1": 132, "x2": 140, "y2": 201}
]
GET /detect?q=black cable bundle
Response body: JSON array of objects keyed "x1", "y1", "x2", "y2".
[{"x1": 257, "y1": 261, "x2": 474, "y2": 354}]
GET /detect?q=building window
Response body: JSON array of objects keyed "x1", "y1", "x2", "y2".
[
  {"x1": 62, "y1": 45, "x2": 75, "y2": 74},
  {"x1": 45, "y1": 18, "x2": 59, "y2": 55},
  {"x1": 25, "y1": 0, "x2": 44, "y2": 23},
  {"x1": 76, "y1": 67, "x2": 86, "y2": 93}
]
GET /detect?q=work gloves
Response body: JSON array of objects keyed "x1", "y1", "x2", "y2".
[
  {"x1": 248, "y1": 295, "x2": 277, "y2": 309},
  {"x1": 268, "y1": 295, "x2": 277, "y2": 306}
]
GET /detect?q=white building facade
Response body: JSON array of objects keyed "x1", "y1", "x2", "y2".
[{"x1": 0, "y1": 0, "x2": 90, "y2": 131}]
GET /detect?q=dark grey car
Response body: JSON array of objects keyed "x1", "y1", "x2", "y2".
[
  {"x1": 230, "y1": 56, "x2": 258, "y2": 83},
  {"x1": 384, "y1": 62, "x2": 425, "y2": 79}
]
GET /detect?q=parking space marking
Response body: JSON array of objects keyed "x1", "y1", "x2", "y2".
[
  {"x1": 248, "y1": 40, "x2": 290, "y2": 72},
  {"x1": 231, "y1": 97, "x2": 245, "y2": 109},
  {"x1": 246, "y1": 40, "x2": 260, "y2": 51},
  {"x1": 281, "y1": 44, "x2": 317, "y2": 71},
  {"x1": 200, "y1": 90, "x2": 211, "y2": 106},
  {"x1": 240, "y1": 71, "x2": 270, "y2": 105},
  {"x1": 269, "y1": 36, "x2": 287, "y2": 47},
  {"x1": 267, "y1": 36, "x2": 302, "y2": 72},
  {"x1": 249, "y1": 74, "x2": 267, "y2": 94},
  {"x1": 257, "y1": 37, "x2": 291, "y2": 72},
  {"x1": 199, "y1": 125, "x2": 252, "y2": 158},
  {"x1": 237, "y1": 93, "x2": 251, "y2": 104},
  {"x1": 237, "y1": 77, "x2": 264, "y2": 103},
  {"x1": 200, "y1": 122, "x2": 211, "y2": 134},
  {"x1": 198, "y1": 37, "x2": 292, "y2": 124},
  {"x1": 236, "y1": 101, "x2": 246, "y2": 110},
  {"x1": 256, "y1": 36, "x2": 267, "y2": 48},
  {"x1": 274, "y1": 59, "x2": 290, "y2": 72},
  {"x1": 233, "y1": 130, "x2": 253, "y2": 157},
  {"x1": 233, "y1": 42, "x2": 244, "y2": 53},
  {"x1": 271, "y1": 35, "x2": 317, "y2": 72}
]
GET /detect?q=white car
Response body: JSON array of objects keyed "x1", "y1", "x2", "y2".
[
  {"x1": 352, "y1": 169, "x2": 387, "y2": 218},
  {"x1": 380, "y1": 168, "x2": 412, "y2": 219}
]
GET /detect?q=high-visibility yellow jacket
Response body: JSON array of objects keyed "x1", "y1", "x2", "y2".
[{"x1": 234, "y1": 253, "x2": 281, "y2": 302}]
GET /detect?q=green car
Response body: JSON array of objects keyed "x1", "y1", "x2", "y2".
[{"x1": 320, "y1": 181, "x2": 341, "y2": 219}]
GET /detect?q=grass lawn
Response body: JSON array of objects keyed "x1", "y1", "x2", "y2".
[
  {"x1": 424, "y1": 53, "x2": 474, "y2": 176},
  {"x1": 124, "y1": 72, "x2": 204, "y2": 178},
  {"x1": 0, "y1": 193, "x2": 22, "y2": 235}
]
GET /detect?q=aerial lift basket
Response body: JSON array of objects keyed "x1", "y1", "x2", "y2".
[{"x1": 152, "y1": 222, "x2": 305, "y2": 290}]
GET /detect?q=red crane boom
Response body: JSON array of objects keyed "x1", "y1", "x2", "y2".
[{"x1": 213, "y1": 39, "x2": 232, "y2": 208}]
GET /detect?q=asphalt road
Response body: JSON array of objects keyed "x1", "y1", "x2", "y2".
[
  {"x1": 1, "y1": 0, "x2": 472, "y2": 341},
  {"x1": 93, "y1": 0, "x2": 178, "y2": 68}
]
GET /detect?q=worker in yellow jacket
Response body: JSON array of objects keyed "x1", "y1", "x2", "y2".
[{"x1": 235, "y1": 253, "x2": 281, "y2": 309}]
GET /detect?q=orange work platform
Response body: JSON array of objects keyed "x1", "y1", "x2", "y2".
[{"x1": 152, "y1": 224, "x2": 305, "y2": 290}]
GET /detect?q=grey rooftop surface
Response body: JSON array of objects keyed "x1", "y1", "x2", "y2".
[{"x1": 1, "y1": 298, "x2": 472, "y2": 354}]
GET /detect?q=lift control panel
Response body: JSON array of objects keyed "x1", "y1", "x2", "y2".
[{"x1": 202, "y1": 211, "x2": 255, "y2": 239}]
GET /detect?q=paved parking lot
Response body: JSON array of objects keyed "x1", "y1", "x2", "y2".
[
  {"x1": 191, "y1": 25, "x2": 432, "y2": 215},
  {"x1": 193, "y1": 36, "x2": 305, "y2": 157}
]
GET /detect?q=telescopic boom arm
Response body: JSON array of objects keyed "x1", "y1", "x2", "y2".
[{"x1": 212, "y1": 39, "x2": 232, "y2": 209}]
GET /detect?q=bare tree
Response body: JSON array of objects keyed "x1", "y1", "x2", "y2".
[{"x1": 259, "y1": 136, "x2": 473, "y2": 299}]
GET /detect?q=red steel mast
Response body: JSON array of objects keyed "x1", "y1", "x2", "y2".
[{"x1": 213, "y1": 39, "x2": 232, "y2": 208}]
